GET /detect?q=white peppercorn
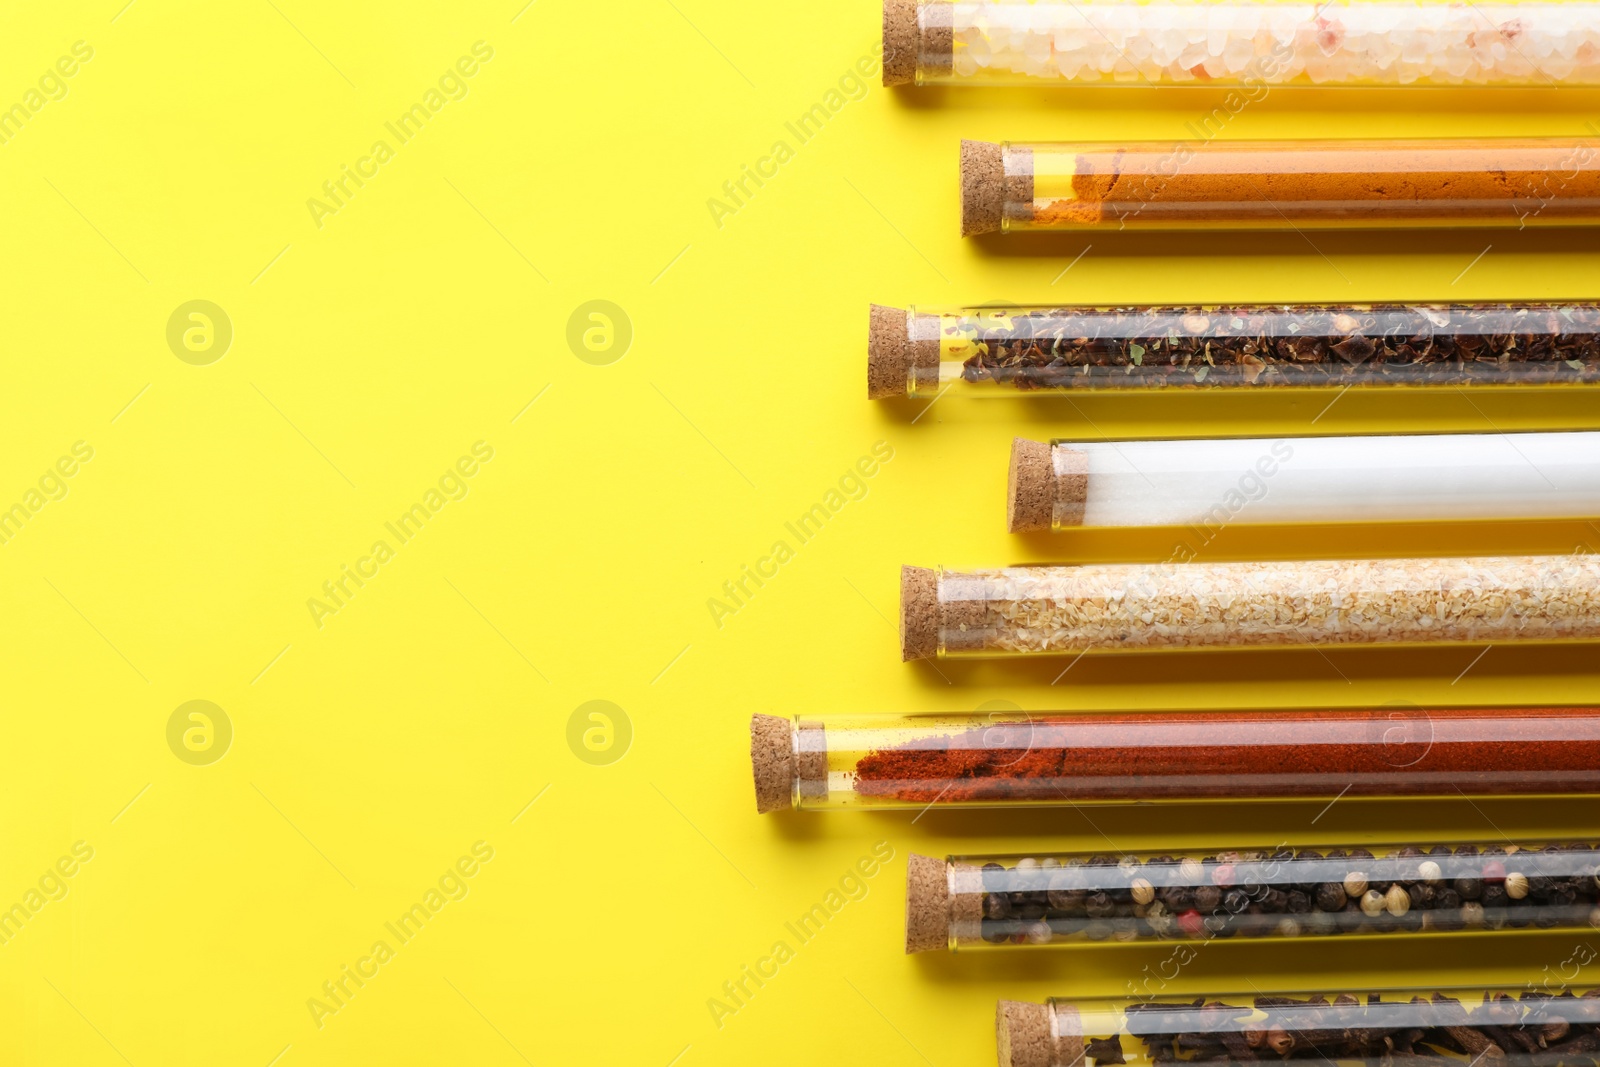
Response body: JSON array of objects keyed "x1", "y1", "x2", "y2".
[{"x1": 1506, "y1": 871, "x2": 1530, "y2": 899}]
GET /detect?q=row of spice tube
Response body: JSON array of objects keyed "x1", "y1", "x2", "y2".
[
  {"x1": 752, "y1": 708, "x2": 1600, "y2": 1063},
  {"x1": 762, "y1": 8, "x2": 1600, "y2": 1065},
  {"x1": 885, "y1": 0, "x2": 1600, "y2": 235}
]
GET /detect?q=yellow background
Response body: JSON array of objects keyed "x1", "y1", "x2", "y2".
[{"x1": 5, "y1": 0, "x2": 1600, "y2": 1063}]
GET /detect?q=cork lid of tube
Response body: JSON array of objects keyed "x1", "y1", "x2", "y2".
[
  {"x1": 1007, "y1": 438, "x2": 1053, "y2": 533},
  {"x1": 883, "y1": 0, "x2": 917, "y2": 85},
  {"x1": 905, "y1": 854, "x2": 947, "y2": 953},
  {"x1": 962, "y1": 141, "x2": 1005, "y2": 237},
  {"x1": 750, "y1": 714, "x2": 794, "y2": 814},
  {"x1": 998, "y1": 1002, "x2": 1054, "y2": 1067},
  {"x1": 1008, "y1": 439, "x2": 1089, "y2": 531},
  {"x1": 900, "y1": 565, "x2": 938, "y2": 661}
]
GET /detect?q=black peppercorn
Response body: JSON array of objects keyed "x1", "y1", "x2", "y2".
[
  {"x1": 1454, "y1": 876, "x2": 1483, "y2": 901},
  {"x1": 1287, "y1": 890, "x2": 1312, "y2": 914},
  {"x1": 1164, "y1": 886, "x2": 1194, "y2": 912},
  {"x1": 1194, "y1": 885, "x2": 1223, "y2": 913},
  {"x1": 1086, "y1": 891, "x2": 1116, "y2": 918},
  {"x1": 1017, "y1": 900, "x2": 1047, "y2": 922},
  {"x1": 984, "y1": 893, "x2": 1013, "y2": 920},
  {"x1": 1222, "y1": 888, "x2": 1249, "y2": 914},
  {"x1": 981, "y1": 862, "x2": 1009, "y2": 892},
  {"x1": 1315, "y1": 883, "x2": 1347, "y2": 912},
  {"x1": 1048, "y1": 888, "x2": 1087, "y2": 914}
]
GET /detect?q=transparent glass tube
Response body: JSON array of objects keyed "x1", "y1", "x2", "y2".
[
  {"x1": 906, "y1": 842, "x2": 1600, "y2": 952},
  {"x1": 883, "y1": 0, "x2": 1600, "y2": 88},
  {"x1": 899, "y1": 558, "x2": 1600, "y2": 660},
  {"x1": 865, "y1": 303, "x2": 1600, "y2": 399},
  {"x1": 1006, "y1": 432, "x2": 1600, "y2": 533},
  {"x1": 997, "y1": 988, "x2": 1600, "y2": 1067},
  {"x1": 748, "y1": 706, "x2": 1600, "y2": 813},
  {"x1": 958, "y1": 140, "x2": 1600, "y2": 235}
]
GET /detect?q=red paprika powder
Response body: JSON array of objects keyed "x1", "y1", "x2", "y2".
[{"x1": 835, "y1": 706, "x2": 1600, "y2": 806}]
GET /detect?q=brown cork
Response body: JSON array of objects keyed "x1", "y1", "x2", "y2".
[
  {"x1": 869, "y1": 304, "x2": 910, "y2": 399},
  {"x1": 1007, "y1": 438, "x2": 1053, "y2": 533},
  {"x1": 922, "y1": 1, "x2": 953, "y2": 76},
  {"x1": 1053, "y1": 446, "x2": 1089, "y2": 528},
  {"x1": 883, "y1": 0, "x2": 917, "y2": 86},
  {"x1": 998, "y1": 1001, "x2": 1054, "y2": 1067},
  {"x1": 796, "y1": 720, "x2": 828, "y2": 799},
  {"x1": 962, "y1": 141, "x2": 1005, "y2": 237},
  {"x1": 900, "y1": 565, "x2": 938, "y2": 661},
  {"x1": 905, "y1": 853, "x2": 949, "y2": 953},
  {"x1": 750, "y1": 714, "x2": 795, "y2": 814}
]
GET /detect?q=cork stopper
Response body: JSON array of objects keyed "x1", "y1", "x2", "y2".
[
  {"x1": 796, "y1": 720, "x2": 828, "y2": 799},
  {"x1": 962, "y1": 140, "x2": 1005, "y2": 237},
  {"x1": 883, "y1": 0, "x2": 917, "y2": 86},
  {"x1": 900, "y1": 565, "x2": 938, "y2": 662},
  {"x1": 905, "y1": 854, "x2": 949, "y2": 953},
  {"x1": 869, "y1": 304, "x2": 911, "y2": 399},
  {"x1": 1054, "y1": 446, "x2": 1089, "y2": 528},
  {"x1": 1007, "y1": 438, "x2": 1053, "y2": 533},
  {"x1": 750, "y1": 714, "x2": 794, "y2": 814},
  {"x1": 997, "y1": 1002, "x2": 1054, "y2": 1067}
]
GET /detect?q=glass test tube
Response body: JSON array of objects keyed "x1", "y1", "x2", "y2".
[
  {"x1": 883, "y1": 0, "x2": 1600, "y2": 88},
  {"x1": 1005, "y1": 432, "x2": 1600, "y2": 533},
  {"x1": 865, "y1": 303, "x2": 1600, "y2": 399},
  {"x1": 748, "y1": 707, "x2": 1600, "y2": 813},
  {"x1": 996, "y1": 988, "x2": 1600, "y2": 1067},
  {"x1": 958, "y1": 140, "x2": 1600, "y2": 235},
  {"x1": 905, "y1": 842, "x2": 1600, "y2": 952},
  {"x1": 898, "y1": 557, "x2": 1600, "y2": 661}
]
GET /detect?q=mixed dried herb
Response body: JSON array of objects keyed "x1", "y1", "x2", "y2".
[{"x1": 951, "y1": 304, "x2": 1600, "y2": 390}]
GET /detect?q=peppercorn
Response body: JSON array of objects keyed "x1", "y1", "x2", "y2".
[
  {"x1": 1361, "y1": 889, "x2": 1386, "y2": 917},
  {"x1": 1086, "y1": 891, "x2": 1116, "y2": 918},
  {"x1": 1017, "y1": 900, "x2": 1047, "y2": 922},
  {"x1": 1316, "y1": 883, "x2": 1347, "y2": 911},
  {"x1": 1261, "y1": 888, "x2": 1288, "y2": 913},
  {"x1": 1462, "y1": 901, "x2": 1486, "y2": 927},
  {"x1": 1164, "y1": 886, "x2": 1195, "y2": 912},
  {"x1": 1344, "y1": 872, "x2": 1369, "y2": 898},
  {"x1": 1178, "y1": 858, "x2": 1204, "y2": 882},
  {"x1": 1023, "y1": 921, "x2": 1052, "y2": 944},
  {"x1": 1176, "y1": 910, "x2": 1204, "y2": 938},
  {"x1": 981, "y1": 919, "x2": 1015, "y2": 943},
  {"x1": 985, "y1": 893, "x2": 1013, "y2": 919},
  {"x1": 1481, "y1": 883, "x2": 1508, "y2": 910},
  {"x1": 981, "y1": 862, "x2": 1009, "y2": 891},
  {"x1": 1287, "y1": 890, "x2": 1312, "y2": 914},
  {"x1": 1131, "y1": 878, "x2": 1155, "y2": 905},
  {"x1": 1384, "y1": 884, "x2": 1410, "y2": 917},
  {"x1": 1048, "y1": 888, "x2": 1086, "y2": 913},
  {"x1": 1454, "y1": 875, "x2": 1483, "y2": 901},
  {"x1": 1419, "y1": 860, "x2": 1443, "y2": 884},
  {"x1": 1222, "y1": 888, "x2": 1249, "y2": 915},
  {"x1": 1408, "y1": 884, "x2": 1429, "y2": 909},
  {"x1": 1212, "y1": 863, "x2": 1237, "y2": 887},
  {"x1": 1506, "y1": 872, "x2": 1530, "y2": 899},
  {"x1": 1084, "y1": 920, "x2": 1112, "y2": 941},
  {"x1": 1275, "y1": 917, "x2": 1302, "y2": 938},
  {"x1": 1195, "y1": 885, "x2": 1223, "y2": 913}
]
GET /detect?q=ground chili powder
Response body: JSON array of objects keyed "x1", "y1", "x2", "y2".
[{"x1": 852, "y1": 707, "x2": 1600, "y2": 803}]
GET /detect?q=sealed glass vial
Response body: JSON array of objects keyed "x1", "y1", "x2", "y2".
[
  {"x1": 865, "y1": 303, "x2": 1600, "y2": 398},
  {"x1": 1006, "y1": 432, "x2": 1600, "y2": 533},
  {"x1": 996, "y1": 987, "x2": 1600, "y2": 1067},
  {"x1": 899, "y1": 557, "x2": 1600, "y2": 660},
  {"x1": 749, "y1": 707, "x2": 1600, "y2": 812},
  {"x1": 884, "y1": 0, "x2": 1600, "y2": 87},
  {"x1": 905, "y1": 842, "x2": 1600, "y2": 952},
  {"x1": 959, "y1": 140, "x2": 1600, "y2": 235}
]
